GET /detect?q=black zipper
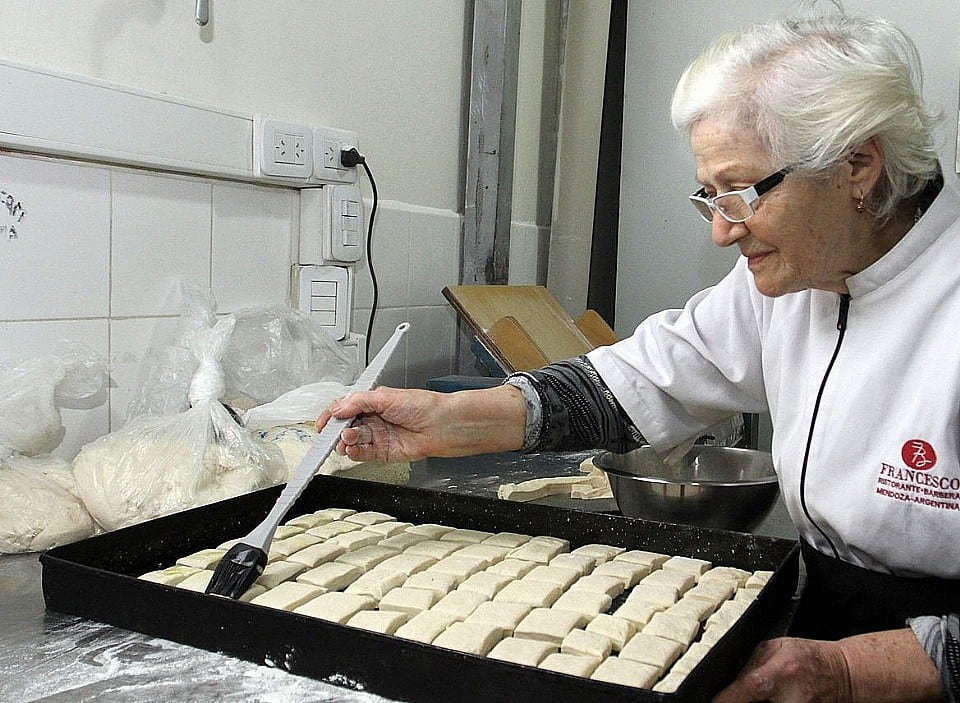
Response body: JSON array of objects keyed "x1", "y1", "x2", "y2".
[{"x1": 798, "y1": 293, "x2": 851, "y2": 560}]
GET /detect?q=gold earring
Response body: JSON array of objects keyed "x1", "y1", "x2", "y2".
[{"x1": 857, "y1": 197, "x2": 866, "y2": 214}]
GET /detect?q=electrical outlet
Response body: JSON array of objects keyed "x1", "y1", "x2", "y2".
[
  {"x1": 254, "y1": 116, "x2": 313, "y2": 179},
  {"x1": 310, "y1": 125, "x2": 359, "y2": 185}
]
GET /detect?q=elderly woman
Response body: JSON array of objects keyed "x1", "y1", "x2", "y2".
[{"x1": 319, "y1": 13, "x2": 958, "y2": 702}]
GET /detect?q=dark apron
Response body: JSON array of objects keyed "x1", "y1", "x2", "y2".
[{"x1": 789, "y1": 541, "x2": 960, "y2": 640}]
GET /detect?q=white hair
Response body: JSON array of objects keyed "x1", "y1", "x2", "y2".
[{"x1": 671, "y1": 14, "x2": 941, "y2": 222}]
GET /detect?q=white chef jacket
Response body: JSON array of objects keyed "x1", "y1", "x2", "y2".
[{"x1": 588, "y1": 177, "x2": 960, "y2": 579}]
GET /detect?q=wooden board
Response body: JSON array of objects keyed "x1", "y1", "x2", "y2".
[{"x1": 444, "y1": 285, "x2": 598, "y2": 371}]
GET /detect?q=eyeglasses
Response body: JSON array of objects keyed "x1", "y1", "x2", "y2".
[{"x1": 689, "y1": 168, "x2": 790, "y2": 223}]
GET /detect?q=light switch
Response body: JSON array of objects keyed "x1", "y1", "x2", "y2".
[{"x1": 293, "y1": 264, "x2": 350, "y2": 340}]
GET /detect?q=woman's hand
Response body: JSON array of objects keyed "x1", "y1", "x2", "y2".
[
  {"x1": 712, "y1": 630, "x2": 941, "y2": 703},
  {"x1": 316, "y1": 385, "x2": 526, "y2": 463},
  {"x1": 712, "y1": 637, "x2": 852, "y2": 703}
]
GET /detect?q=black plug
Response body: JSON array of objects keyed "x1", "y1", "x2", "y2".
[{"x1": 340, "y1": 147, "x2": 365, "y2": 168}]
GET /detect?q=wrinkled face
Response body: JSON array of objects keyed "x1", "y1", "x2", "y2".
[{"x1": 690, "y1": 116, "x2": 862, "y2": 296}]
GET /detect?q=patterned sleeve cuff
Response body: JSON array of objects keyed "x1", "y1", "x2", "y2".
[
  {"x1": 909, "y1": 614, "x2": 960, "y2": 703},
  {"x1": 502, "y1": 374, "x2": 542, "y2": 453}
]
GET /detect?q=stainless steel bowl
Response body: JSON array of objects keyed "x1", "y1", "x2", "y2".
[{"x1": 594, "y1": 445, "x2": 779, "y2": 532}]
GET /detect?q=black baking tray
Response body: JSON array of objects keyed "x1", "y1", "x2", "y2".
[{"x1": 41, "y1": 474, "x2": 799, "y2": 702}]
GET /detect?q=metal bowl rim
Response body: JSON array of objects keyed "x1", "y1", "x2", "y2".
[{"x1": 599, "y1": 464, "x2": 779, "y2": 487}]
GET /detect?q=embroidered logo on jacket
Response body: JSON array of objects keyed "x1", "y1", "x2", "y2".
[{"x1": 876, "y1": 439, "x2": 959, "y2": 511}]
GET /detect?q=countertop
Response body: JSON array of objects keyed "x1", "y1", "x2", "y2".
[{"x1": 1, "y1": 451, "x2": 605, "y2": 702}]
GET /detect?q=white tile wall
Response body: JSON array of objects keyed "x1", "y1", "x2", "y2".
[
  {"x1": 0, "y1": 153, "x2": 463, "y2": 459},
  {"x1": 352, "y1": 200, "x2": 462, "y2": 388}
]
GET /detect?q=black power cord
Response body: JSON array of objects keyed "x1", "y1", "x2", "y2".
[{"x1": 340, "y1": 147, "x2": 379, "y2": 365}]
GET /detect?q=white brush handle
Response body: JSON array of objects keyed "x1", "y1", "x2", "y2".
[{"x1": 245, "y1": 322, "x2": 409, "y2": 550}]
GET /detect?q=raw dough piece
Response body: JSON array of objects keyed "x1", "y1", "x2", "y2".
[
  {"x1": 273, "y1": 525, "x2": 304, "y2": 540},
  {"x1": 486, "y1": 558, "x2": 536, "y2": 580},
  {"x1": 432, "y1": 621, "x2": 503, "y2": 656},
  {"x1": 297, "y1": 561, "x2": 363, "y2": 590},
  {"x1": 405, "y1": 523, "x2": 454, "y2": 539},
  {"x1": 378, "y1": 532, "x2": 428, "y2": 551},
  {"x1": 523, "y1": 565, "x2": 580, "y2": 590},
  {"x1": 494, "y1": 579, "x2": 562, "y2": 608},
  {"x1": 425, "y1": 555, "x2": 486, "y2": 584},
  {"x1": 374, "y1": 552, "x2": 437, "y2": 576},
  {"x1": 140, "y1": 564, "x2": 202, "y2": 586},
  {"x1": 432, "y1": 589, "x2": 489, "y2": 620},
  {"x1": 257, "y1": 560, "x2": 307, "y2": 588},
  {"x1": 585, "y1": 614, "x2": 636, "y2": 651},
  {"x1": 612, "y1": 601, "x2": 658, "y2": 629},
  {"x1": 570, "y1": 543, "x2": 625, "y2": 563},
  {"x1": 482, "y1": 532, "x2": 531, "y2": 548},
  {"x1": 734, "y1": 587, "x2": 760, "y2": 603},
  {"x1": 549, "y1": 553, "x2": 596, "y2": 576},
  {"x1": 284, "y1": 512, "x2": 328, "y2": 529},
  {"x1": 293, "y1": 592, "x2": 376, "y2": 623},
  {"x1": 745, "y1": 570, "x2": 773, "y2": 590},
  {"x1": 307, "y1": 521, "x2": 361, "y2": 540},
  {"x1": 507, "y1": 538, "x2": 568, "y2": 564},
  {"x1": 286, "y1": 541, "x2": 346, "y2": 568},
  {"x1": 497, "y1": 476, "x2": 585, "y2": 502},
  {"x1": 346, "y1": 609, "x2": 408, "y2": 635},
  {"x1": 704, "y1": 599, "x2": 750, "y2": 633},
  {"x1": 335, "y1": 545, "x2": 399, "y2": 572},
  {"x1": 176, "y1": 548, "x2": 227, "y2": 570},
  {"x1": 643, "y1": 611, "x2": 700, "y2": 647},
  {"x1": 250, "y1": 581, "x2": 325, "y2": 610},
  {"x1": 313, "y1": 507, "x2": 356, "y2": 521},
  {"x1": 700, "y1": 566, "x2": 750, "y2": 588},
  {"x1": 666, "y1": 596, "x2": 715, "y2": 622},
  {"x1": 394, "y1": 610, "x2": 459, "y2": 643},
  {"x1": 464, "y1": 601, "x2": 532, "y2": 636},
  {"x1": 561, "y1": 629, "x2": 613, "y2": 660},
  {"x1": 619, "y1": 632, "x2": 683, "y2": 673},
  {"x1": 405, "y1": 540, "x2": 462, "y2": 560},
  {"x1": 364, "y1": 521, "x2": 412, "y2": 537},
  {"x1": 343, "y1": 570, "x2": 406, "y2": 600},
  {"x1": 685, "y1": 580, "x2": 736, "y2": 605},
  {"x1": 458, "y1": 571, "x2": 513, "y2": 599},
  {"x1": 454, "y1": 543, "x2": 512, "y2": 566},
  {"x1": 175, "y1": 570, "x2": 214, "y2": 592},
  {"x1": 590, "y1": 656, "x2": 660, "y2": 689},
  {"x1": 270, "y1": 533, "x2": 322, "y2": 557},
  {"x1": 402, "y1": 571, "x2": 459, "y2": 598},
  {"x1": 652, "y1": 670, "x2": 687, "y2": 693},
  {"x1": 614, "y1": 550, "x2": 669, "y2": 569},
  {"x1": 662, "y1": 555, "x2": 712, "y2": 578},
  {"x1": 514, "y1": 608, "x2": 587, "y2": 645},
  {"x1": 378, "y1": 586, "x2": 439, "y2": 615},
  {"x1": 626, "y1": 583, "x2": 679, "y2": 609},
  {"x1": 343, "y1": 510, "x2": 394, "y2": 526},
  {"x1": 487, "y1": 637, "x2": 557, "y2": 666},
  {"x1": 641, "y1": 569, "x2": 695, "y2": 595},
  {"x1": 551, "y1": 589, "x2": 612, "y2": 618},
  {"x1": 569, "y1": 573, "x2": 624, "y2": 598},
  {"x1": 592, "y1": 561, "x2": 649, "y2": 588},
  {"x1": 439, "y1": 528, "x2": 493, "y2": 544},
  {"x1": 670, "y1": 641, "x2": 711, "y2": 677},
  {"x1": 329, "y1": 530, "x2": 383, "y2": 550},
  {"x1": 539, "y1": 653, "x2": 600, "y2": 677}
]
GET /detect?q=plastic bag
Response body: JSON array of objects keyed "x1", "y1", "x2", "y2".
[
  {"x1": 221, "y1": 305, "x2": 359, "y2": 410},
  {"x1": 126, "y1": 280, "x2": 218, "y2": 421},
  {"x1": 73, "y1": 316, "x2": 286, "y2": 531},
  {"x1": 0, "y1": 453, "x2": 98, "y2": 553},
  {"x1": 0, "y1": 342, "x2": 108, "y2": 458}
]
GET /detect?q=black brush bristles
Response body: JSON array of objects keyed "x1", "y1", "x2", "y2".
[{"x1": 205, "y1": 542, "x2": 268, "y2": 599}]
